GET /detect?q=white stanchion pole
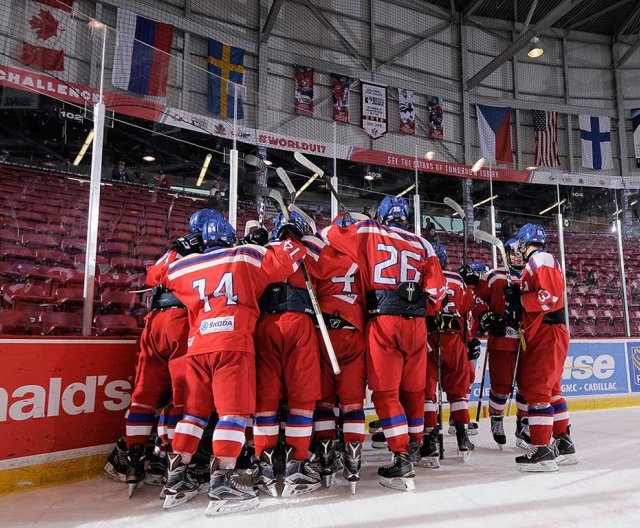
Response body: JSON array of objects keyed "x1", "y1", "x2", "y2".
[{"x1": 229, "y1": 83, "x2": 239, "y2": 229}]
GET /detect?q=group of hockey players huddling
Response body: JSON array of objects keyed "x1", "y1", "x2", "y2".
[{"x1": 105, "y1": 193, "x2": 577, "y2": 517}]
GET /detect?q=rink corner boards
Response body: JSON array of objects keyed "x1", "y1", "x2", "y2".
[{"x1": 1, "y1": 336, "x2": 640, "y2": 495}]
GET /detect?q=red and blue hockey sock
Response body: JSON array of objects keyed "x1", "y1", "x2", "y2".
[
  {"x1": 551, "y1": 396, "x2": 570, "y2": 437},
  {"x1": 285, "y1": 406, "x2": 315, "y2": 460},
  {"x1": 213, "y1": 415, "x2": 250, "y2": 468},
  {"x1": 400, "y1": 390, "x2": 425, "y2": 444},
  {"x1": 527, "y1": 404, "x2": 554, "y2": 445},
  {"x1": 313, "y1": 407, "x2": 337, "y2": 441},
  {"x1": 172, "y1": 414, "x2": 209, "y2": 462},
  {"x1": 342, "y1": 409, "x2": 366, "y2": 444},
  {"x1": 372, "y1": 390, "x2": 409, "y2": 453},
  {"x1": 423, "y1": 399, "x2": 438, "y2": 430},
  {"x1": 124, "y1": 404, "x2": 155, "y2": 449},
  {"x1": 516, "y1": 392, "x2": 528, "y2": 419},
  {"x1": 449, "y1": 397, "x2": 470, "y2": 425},
  {"x1": 488, "y1": 391, "x2": 508, "y2": 416},
  {"x1": 253, "y1": 412, "x2": 279, "y2": 457}
]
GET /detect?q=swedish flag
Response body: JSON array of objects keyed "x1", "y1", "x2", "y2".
[{"x1": 207, "y1": 39, "x2": 244, "y2": 120}]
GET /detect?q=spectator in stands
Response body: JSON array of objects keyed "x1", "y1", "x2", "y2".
[
  {"x1": 154, "y1": 170, "x2": 172, "y2": 190},
  {"x1": 209, "y1": 190, "x2": 224, "y2": 212},
  {"x1": 111, "y1": 161, "x2": 132, "y2": 182},
  {"x1": 585, "y1": 270, "x2": 597, "y2": 287},
  {"x1": 134, "y1": 169, "x2": 147, "y2": 185},
  {"x1": 363, "y1": 206, "x2": 372, "y2": 218},
  {"x1": 424, "y1": 221, "x2": 437, "y2": 245},
  {"x1": 210, "y1": 177, "x2": 227, "y2": 197}
]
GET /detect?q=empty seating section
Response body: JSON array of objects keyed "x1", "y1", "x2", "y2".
[{"x1": 0, "y1": 163, "x2": 638, "y2": 338}]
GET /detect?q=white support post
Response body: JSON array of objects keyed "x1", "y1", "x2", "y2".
[
  {"x1": 489, "y1": 161, "x2": 497, "y2": 269},
  {"x1": 229, "y1": 83, "x2": 239, "y2": 229},
  {"x1": 556, "y1": 185, "x2": 570, "y2": 334},
  {"x1": 82, "y1": 25, "x2": 107, "y2": 336},
  {"x1": 331, "y1": 121, "x2": 338, "y2": 219},
  {"x1": 414, "y1": 145, "x2": 420, "y2": 236},
  {"x1": 616, "y1": 213, "x2": 631, "y2": 337}
]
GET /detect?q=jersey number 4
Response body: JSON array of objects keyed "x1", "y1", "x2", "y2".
[
  {"x1": 373, "y1": 243, "x2": 421, "y2": 285},
  {"x1": 192, "y1": 273, "x2": 238, "y2": 311}
]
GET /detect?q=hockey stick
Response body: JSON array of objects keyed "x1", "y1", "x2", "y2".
[
  {"x1": 294, "y1": 151, "x2": 355, "y2": 221},
  {"x1": 435, "y1": 324, "x2": 445, "y2": 459},
  {"x1": 473, "y1": 229, "x2": 510, "y2": 285},
  {"x1": 444, "y1": 197, "x2": 467, "y2": 264},
  {"x1": 268, "y1": 188, "x2": 341, "y2": 375},
  {"x1": 475, "y1": 346, "x2": 489, "y2": 423},
  {"x1": 244, "y1": 155, "x2": 269, "y2": 227},
  {"x1": 275, "y1": 167, "x2": 297, "y2": 204},
  {"x1": 506, "y1": 337, "x2": 523, "y2": 416},
  {"x1": 288, "y1": 204, "x2": 317, "y2": 234},
  {"x1": 244, "y1": 220, "x2": 260, "y2": 236}
]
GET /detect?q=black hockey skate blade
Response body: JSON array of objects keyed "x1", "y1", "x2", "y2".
[
  {"x1": 378, "y1": 476, "x2": 415, "y2": 491},
  {"x1": 162, "y1": 489, "x2": 199, "y2": 509},
  {"x1": 205, "y1": 496, "x2": 260, "y2": 517}
]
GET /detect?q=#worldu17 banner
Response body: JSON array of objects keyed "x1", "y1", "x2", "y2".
[
  {"x1": 361, "y1": 81, "x2": 387, "y2": 139},
  {"x1": 294, "y1": 66, "x2": 314, "y2": 117},
  {"x1": 331, "y1": 73, "x2": 352, "y2": 124}
]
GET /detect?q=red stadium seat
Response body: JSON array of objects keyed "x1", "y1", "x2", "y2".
[
  {"x1": 1, "y1": 283, "x2": 53, "y2": 305},
  {"x1": 98, "y1": 241, "x2": 129, "y2": 256},
  {"x1": 110, "y1": 257, "x2": 145, "y2": 272},
  {"x1": 100, "y1": 290, "x2": 143, "y2": 310},
  {"x1": 0, "y1": 245, "x2": 36, "y2": 261},
  {"x1": 21, "y1": 233, "x2": 58, "y2": 249},
  {"x1": 96, "y1": 273, "x2": 134, "y2": 290},
  {"x1": 54, "y1": 287, "x2": 84, "y2": 308},
  {"x1": 39, "y1": 312, "x2": 82, "y2": 335},
  {"x1": 105, "y1": 232, "x2": 134, "y2": 243},
  {"x1": 35, "y1": 224, "x2": 68, "y2": 236},
  {"x1": 60, "y1": 238, "x2": 87, "y2": 253},
  {"x1": 0, "y1": 230, "x2": 20, "y2": 244},
  {"x1": 133, "y1": 245, "x2": 162, "y2": 260},
  {"x1": 35, "y1": 249, "x2": 72, "y2": 265},
  {"x1": 94, "y1": 314, "x2": 142, "y2": 336},
  {"x1": 0, "y1": 310, "x2": 36, "y2": 334}
]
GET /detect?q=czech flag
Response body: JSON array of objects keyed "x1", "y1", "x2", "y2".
[
  {"x1": 476, "y1": 104, "x2": 513, "y2": 164},
  {"x1": 111, "y1": 9, "x2": 174, "y2": 97},
  {"x1": 207, "y1": 39, "x2": 245, "y2": 120}
]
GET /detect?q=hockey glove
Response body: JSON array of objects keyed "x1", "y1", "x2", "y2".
[
  {"x1": 238, "y1": 227, "x2": 269, "y2": 247},
  {"x1": 277, "y1": 221, "x2": 305, "y2": 242},
  {"x1": 467, "y1": 338, "x2": 482, "y2": 361},
  {"x1": 478, "y1": 311, "x2": 506, "y2": 337},
  {"x1": 172, "y1": 232, "x2": 204, "y2": 256},
  {"x1": 503, "y1": 283, "x2": 521, "y2": 304},
  {"x1": 459, "y1": 264, "x2": 480, "y2": 286}
]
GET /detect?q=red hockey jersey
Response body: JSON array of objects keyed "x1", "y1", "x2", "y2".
[
  {"x1": 149, "y1": 241, "x2": 307, "y2": 356},
  {"x1": 478, "y1": 268, "x2": 522, "y2": 351},
  {"x1": 320, "y1": 219, "x2": 446, "y2": 310}
]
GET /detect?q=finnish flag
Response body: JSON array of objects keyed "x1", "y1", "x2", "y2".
[{"x1": 579, "y1": 115, "x2": 612, "y2": 170}]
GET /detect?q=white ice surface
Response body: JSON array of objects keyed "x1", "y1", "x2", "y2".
[{"x1": 2, "y1": 407, "x2": 640, "y2": 528}]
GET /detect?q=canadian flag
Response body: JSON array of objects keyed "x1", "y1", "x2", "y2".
[{"x1": 21, "y1": 0, "x2": 73, "y2": 72}]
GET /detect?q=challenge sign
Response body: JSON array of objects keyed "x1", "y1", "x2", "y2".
[{"x1": 361, "y1": 81, "x2": 387, "y2": 139}]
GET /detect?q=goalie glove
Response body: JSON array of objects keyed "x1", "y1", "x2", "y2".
[{"x1": 172, "y1": 232, "x2": 204, "y2": 257}]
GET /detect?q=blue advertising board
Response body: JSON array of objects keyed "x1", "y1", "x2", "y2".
[{"x1": 627, "y1": 341, "x2": 640, "y2": 393}]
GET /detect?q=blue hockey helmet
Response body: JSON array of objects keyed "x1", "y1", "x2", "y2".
[
  {"x1": 459, "y1": 260, "x2": 486, "y2": 286},
  {"x1": 468, "y1": 260, "x2": 488, "y2": 273},
  {"x1": 189, "y1": 208, "x2": 222, "y2": 233},
  {"x1": 505, "y1": 238, "x2": 519, "y2": 254},
  {"x1": 377, "y1": 196, "x2": 410, "y2": 224},
  {"x1": 505, "y1": 238, "x2": 525, "y2": 270},
  {"x1": 332, "y1": 214, "x2": 357, "y2": 228},
  {"x1": 202, "y1": 217, "x2": 236, "y2": 248},
  {"x1": 434, "y1": 243, "x2": 447, "y2": 267},
  {"x1": 272, "y1": 210, "x2": 307, "y2": 240},
  {"x1": 516, "y1": 223, "x2": 546, "y2": 246}
]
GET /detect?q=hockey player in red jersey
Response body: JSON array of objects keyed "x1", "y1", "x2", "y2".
[
  {"x1": 105, "y1": 209, "x2": 218, "y2": 494},
  {"x1": 423, "y1": 244, "x2": 479, "y2": 465},
  {"x1": 311, "y1": 215, "x2": 367, "y2": 492},
  {"x1": 252, "y1": 211, "x2": 324, "y2": 498},
  {"x1": 321, "y1": 196, "x2": 446, "y2": 491},
  {"x1": 505, "y1": 224, "x2": 577, "y2": 472},
  {"x1": 473, "y1": 240, "x2": 530, "y2": 449},
  {"x1": 152, "y1": 214, "x2": 308, "y2": 514}
]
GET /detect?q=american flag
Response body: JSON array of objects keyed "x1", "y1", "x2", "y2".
[{"x1": 532, "y1": 110, "x2": 560, "y2": 167}]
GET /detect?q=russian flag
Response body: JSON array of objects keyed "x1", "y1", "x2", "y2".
[
  {"x1": 476, "y1": 104, "x2": 513, "y2": 164},
  {"x1": 111, "y1": 9, "x2": 173, "y2": 97}
]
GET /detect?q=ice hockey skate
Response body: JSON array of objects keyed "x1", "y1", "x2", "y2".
[
  {"x1": 343, "y1": 441, "x2": 362, "y2": 495},
  {"x1": 162, "y1": 453, "x2": 201, "y2": 509},
  {"x1": 251, "y1": 448, "x2": 278, "y2": 497},
  {"x1": 516, "y1": 445, "x2": 559, "y2": 472},
  {"x1": 317, "y1": 439, "x2": 342, "y2": 487},
  {"x1": 125, "y1": 444, "x2": 146, "y2": 497},
  {"x1": 418, "y1": 429, "x2": 440, "y2": 469},
  {"x1": 407, "y1": 439, "x2": 422, "y2": 464},
  {"x1": 515, "y1": 418, "x2": 531, "y2": 449},
  {"x1": 368, "y1": 419, "x2": 382, "y2": 434},
  {"x1": 281, "y1": 446, "x2": 321, "y2": 497},
  {"x1": 490, "y1": 416, "x2": 507, "y2": 449},
  {"x1": 455, "y1": 423, "x2": 475, "y2": 462},
  {"x1": 105, "y1": 438, "x2": 129, "y2": 483},
  {"x1": 205, "y1": 464, "x2": 260, "y2": 517},
  {"x1": 378, "y1": 452, "x2": 415, "y2": 491},
  {"x1": 553, "y1": 430, "x2": 578, "y2": 466},
  {"x1": 144, "y1": 450, "x2": 167, "y2": 486},
  {"x1": 371, "y1": 430, "x2": 388, "y2": 449}
]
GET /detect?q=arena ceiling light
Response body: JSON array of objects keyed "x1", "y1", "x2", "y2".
[
  {"x1": 196, "y1": 153, "x2": 213, "y2": 187},
  {"x1": 473, "y1": 195, "x2": 498, "y2": 208},
  {"x1": 264, "y1": 160, "x2": 273, "y2": 166},
  {"x1": 396, "y1": 184, "x2": 415, "y2": 197},
  {"x1": 526, "y1": 166, "x2": 538, "y2": 171},
  {"x1": 527, "y1": 37, "x2": 544, "y2": 59},
  {"x1": 471, "y1": 158, "x2": 485, "y2": 174},
  {"x1": 72, "y1": 130, "x2": 94, "y2": 166},
  {"x1": 424, "y1": 151, "x2": 436, "y2": 160},
  {"x1": 630, "y1": 199, "x2": 638, "y2": 206},
  {"x1": 142, "y1": 155, "x2": 155, "y2": 162},
  {"x1": 539, "y1": 199, "x2": 566, "y2": 215}
]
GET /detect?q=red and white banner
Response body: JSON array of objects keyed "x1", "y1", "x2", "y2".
[
  {"x1": 398, "y1": 88, "x2": 416, "y2": 135},
  {"x1": 361, "y1": 81, "x2": 387, "y2": 139},
  {"x1": 294, "y1": 65, "x2": 314, "y2": 117},
  {"x1": 21, "y1": 0, "x2": 74, "y2": 72},
  {"x1": 331, "y1": 73, "x2": 352, "y2": 124},
  {"x1": 0, "y1": 338, "x2": 137, "y2": 463},
  {"x1": 428, "y1": 95, "x2": 444, "y2": 141}
]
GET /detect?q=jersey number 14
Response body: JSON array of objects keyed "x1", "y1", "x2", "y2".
[{"x1": 192, "y1": 273, "x2": 238, "y2": 311}]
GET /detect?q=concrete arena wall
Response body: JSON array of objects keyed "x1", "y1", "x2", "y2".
[{"x1": 1, "y1": 336, "x2": 639, "y2": 495}]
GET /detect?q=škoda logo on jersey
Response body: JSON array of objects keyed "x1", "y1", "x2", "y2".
[
  {"x1": 0, "y1": 375, "x2": 131, "y2": 422},
  {"x1": 200, "y1": 316, "x2": 235, "y2": 334}
]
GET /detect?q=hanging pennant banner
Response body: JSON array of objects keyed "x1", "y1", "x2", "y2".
[
  {"x1": 398, "y1": 88, "x2": 416, "y2": 135},
  {"x1": 428, "y1": 96, "x2": 444, "y2": 141},
  {"x1": 331, "y1": 73, "x2": 352, "y2": 124},
  {"x1": 294, "y1": 65, "x2": 314, "y2": 117},
  {"x1": 632, "y1": 108, "x2": 640, "y2": 169},
  {"x1": 361, "y1": 81, "x2": 387, "y2": 139}
]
